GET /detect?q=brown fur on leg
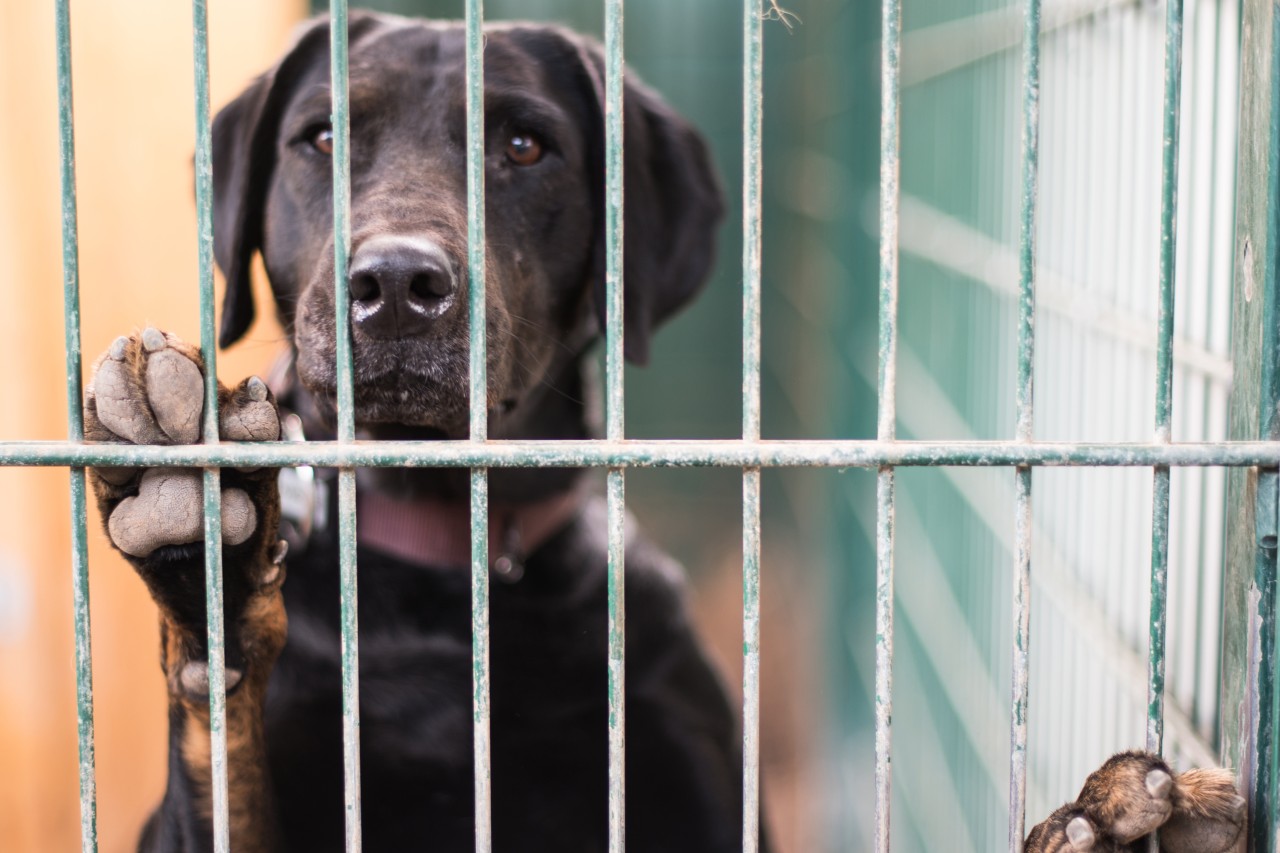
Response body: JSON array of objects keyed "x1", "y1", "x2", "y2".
[
  {"x1": 1159, "y1": 768, "x2": 1246, "y2": 853},
  {"x1": 171, "y1": 579, "x2": 287, "y2": 853}
]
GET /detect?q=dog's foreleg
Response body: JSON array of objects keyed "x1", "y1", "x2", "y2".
[{"x1": 86, "y1": 329, "x2": 288, "y2": 852}]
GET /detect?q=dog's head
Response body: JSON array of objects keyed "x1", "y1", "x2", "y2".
[{"x1": 212, "y1": 12, "x2": 722, "y2": 438}]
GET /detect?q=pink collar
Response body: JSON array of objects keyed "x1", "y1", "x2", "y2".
[{"x1": 356, "y1": 486, "x2": 583, "y2": 579}]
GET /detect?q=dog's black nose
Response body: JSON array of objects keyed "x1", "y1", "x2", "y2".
[{"x1": 349, "y1": 236, "x2": 457, "y2": 339}]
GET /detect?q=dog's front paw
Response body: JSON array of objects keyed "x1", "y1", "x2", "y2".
[
  {"x1": 1025, "y1": 806, "x2": 1119, "y2": 852},
  {"x1": 1027, "y1": 752, "x2": 1246, "y2": 853},
  {"x1": 1075, "y1": 751, "x2": 1175, "y2": 844},
  {"x1": 85, "y1": 328, "x2": 280, "y2": 560}
]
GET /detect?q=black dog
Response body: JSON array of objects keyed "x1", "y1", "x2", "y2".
[
  {"x1": 85, "y1": 12, "x2": 1248, "y2": 853},
  {"x1": 85, "y1": 12, "x2": 753, "y2": 853}
]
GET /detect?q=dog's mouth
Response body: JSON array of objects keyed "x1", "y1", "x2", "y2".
[{"x1": 294, "y1": 334, "x2": 476, "y2": 431}]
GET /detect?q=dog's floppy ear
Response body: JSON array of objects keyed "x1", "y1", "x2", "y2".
[
  {"x1": 570, "y1": 39, "x2": 725, "y2": 365},
  {"x1": 212, "y1": 13, "x2": 381, "y2": 349}
]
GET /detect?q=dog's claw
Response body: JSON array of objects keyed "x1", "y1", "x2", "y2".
[
  {"x1": 141, "y1": 326, "x2": 167, "y2": 352},
  {"x1": 1147, "y1": 768, "x2": 1173, "y2": 798},
  {"x1": 270, "y1": 539, "x2": 288, "y2": 565},
  {"x1": 1065, "y1": 816, "x2": 1095, "y2": 850},
  {"x1": 247, "y1": 376, "x2": 268, "y2": 402},
  {"x1": 109, "y1": 335, "x2": 129, "y2": 360}
]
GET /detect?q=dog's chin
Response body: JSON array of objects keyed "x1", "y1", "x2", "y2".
[{"x1": 349, "y1": 389, "x2": 469, "y2": 435}]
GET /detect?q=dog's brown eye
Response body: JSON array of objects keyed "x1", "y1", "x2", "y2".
[
  {"x1": 505, "y1": 133, "x2": 543, "y2": 166},
  {"x1": 310, "y1": 126, "x2": 335, "y2": 155}
]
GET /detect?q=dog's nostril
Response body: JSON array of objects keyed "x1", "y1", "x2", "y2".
[
  {"x1": 350, "y1": 273, "x2": 381, "y2": 303},
  {"x1": 410, "y1": 270, "x2": 453, "y2": 301}
]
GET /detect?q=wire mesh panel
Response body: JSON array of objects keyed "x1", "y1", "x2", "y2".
[{"x1": 14, "y1": 0, "x2": 1280, "y2": 852}]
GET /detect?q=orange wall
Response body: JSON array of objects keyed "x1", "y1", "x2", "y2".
[{"x1": 0, "y1": 2, "x2": 304, "y2": 850}]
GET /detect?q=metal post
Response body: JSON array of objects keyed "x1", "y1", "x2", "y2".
[
  {"x1": 741, "y1": 3, "x2": 764, "y2": 852},
  {"x1": 875, "y1": 0, "x2": 901, "y2": 846},
  {"x1": 54, "y1": 2, "x2": 98, "y2": 849},
  {"x1": 1009, "y1": 0, "x2": 1041, "y2": 847},
  {"x1": 328, "y1": 3, "x2": 363, "y2": 850}
]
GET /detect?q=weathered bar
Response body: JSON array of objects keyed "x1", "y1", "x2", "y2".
[
  {"x1": 54, "y1": 1, "x2": 98, "y2": 849},
  {"x1": 1147, "y1": 0, "x2": 1184, "y2": 760},
  {"x1": 465, "y1": 0, "x2": 493, "y2": 849},
  {"x1": 192, "y1": 3, "x2": 231, "y2": 850},
  {"x1": 876, "y1": 0, "x2": 902, "y2": 846},
  {"x1": 1220, "y1": 0, "x2": 1280, "y2": 848},
  {"x1": 11, "y1": 439, "x2": 1280, "y2": 469},
  {"x1": 328, "y1": 2, "x2": 363, "y2": 850},
  {"x1": 1009, "y1": 0, "x2": 1040, "y2": 847},
  {"x1": 741, "y1": 1, "x2": 764, "y2": 851},
  {"x1": 603, "y1": 0, "x2": 626, "y2": 849}
]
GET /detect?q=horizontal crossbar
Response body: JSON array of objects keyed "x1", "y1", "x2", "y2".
[{"x1": 3, "y1": 439, "x2": 1278, "y2": 468}]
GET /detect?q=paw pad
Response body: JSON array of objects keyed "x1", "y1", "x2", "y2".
[{"x1": 107, "y1": 469, "x2": 257, "y2": 557}]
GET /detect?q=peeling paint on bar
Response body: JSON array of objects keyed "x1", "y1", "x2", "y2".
[
  {"x1": 192, "y1": 3, "x2": 231, "y2": 850},
  {"x1": 606, "y1": 468, "x2": 626, "y2": 853},
  {"x1": 1146, "y1": 0, "x2": 1184, "y2": 768},
  {"x1": 1009, "y1": 0, "x2": 1039, "y2": 847},
  {"x1": 464, "y1": 1, "x2": 492, "y2": 850},
  {"x1": 874, "y1": 468, "x2": 896, "y2": 853},
  {"x1": 741, "y1": 5, "x2": 763, "y2": 853},
  {"x1": 876, "y1": 0, "x2": 902, "y2": 844},
  {"x1": 328, "y1": 3, "x2": 363, "y2": 851},
  {"x1": 11, "y1": 439, "x2": 1280, "y2": 469},
  {"x1": 741, "y1": 468, "x2": 761, "y2": 853},
  {"x1": 470, "y1": 467, "x2": 492, "y2": 853},
  {"x1": 603, "y1": 1, "x2": 626, "y2": 849},
  {"x1": 55, "y1": 2, "x2": 97, "y2": 848}
]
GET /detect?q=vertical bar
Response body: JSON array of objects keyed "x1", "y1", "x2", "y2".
[
  {"x1": 1148, "y1": 0, "x2": 1184, "y2": 759},
  {"x1": 603, "y1": 1, "x2": 626, "y2": 850},
  {"x1": 54, "y1": 3, "x2": 98, "y2": 850},
  {"x1": 464, "y1": 1, "x2": 492, "y2": 851},
  {"x1": 1009, "y1": 0, "x2": 1040, "y2": 848},
  {"x1": 1222, "y1": 2, "x2": 1280, "y2": 848},
  {"x1": 192, "y1": 4, "x2": 230, "y2": 851},
  {"x1": 876, "y1": 0, "x2": 901, "y2": 847},
  {"x1": 741, "y1": 3, "x2": 763, "y2": 853},
  {"x1": 328, "y1": 3, "x2": 363, "y2": 851}
]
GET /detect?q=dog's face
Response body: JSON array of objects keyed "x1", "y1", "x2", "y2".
[{"x1": 212, "y1": 13, "x2": 722, "y2": 438}]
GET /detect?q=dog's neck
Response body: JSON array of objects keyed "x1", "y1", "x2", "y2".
[{"x1": 355, "y1": 484, "x2": 582, "y2": 573}]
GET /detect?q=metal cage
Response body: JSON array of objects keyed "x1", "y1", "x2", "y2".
[{"x1": 7, "y1": 0, "x2": 1280, "y2": 851}]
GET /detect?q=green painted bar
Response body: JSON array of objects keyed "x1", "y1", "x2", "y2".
[
  {"x1": 1009, "y1": 0, "x2": 1040, "y2": 847},
  {"x1": 741, "y1": 1, "x2": 763, "y2": 851},
  {"x1": 327, "y1": 3, "x2": 363, "y2": 850},
  {"x1": 875, "y1": 0, "x2": 903, "y2": 842},
  {"x1": 875, "y1": 0, "x2": 901, "y2": 841},
  {"x1": 466, "y1": 0, "x2": 487, "y2": 447},
  {"x1": 603, "y1": 0, "x2": 626, "y2": 848},
  {"x1": 1223, "y1": 1, "x2": 1280, "y2": 848},
  {"x1": 1146, "y1": 0, "x2": 1184, "y2": 762},
  {"x1": 606, "y1": 467, "x2": 626, "y2": 853},
  {"x1": 192, "y1": 2, "x2": 231, "y2": 850},
  {"x1": 12, "y1": 439, "x2": 1280, "y2": 469},
  {"x1": 464, "y1": 0, "x2": 492, "y2": 849},
  {"x1": 54, "y1": 1, "x2": 98, "y2": 848},
  {"x1": 470, "y1": 467, "x2": 492, "y2": 853}
]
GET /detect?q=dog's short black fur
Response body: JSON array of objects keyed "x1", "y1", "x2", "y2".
[{"x1": 83, "y1": 11, "x2": 762, "y2": 853}]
